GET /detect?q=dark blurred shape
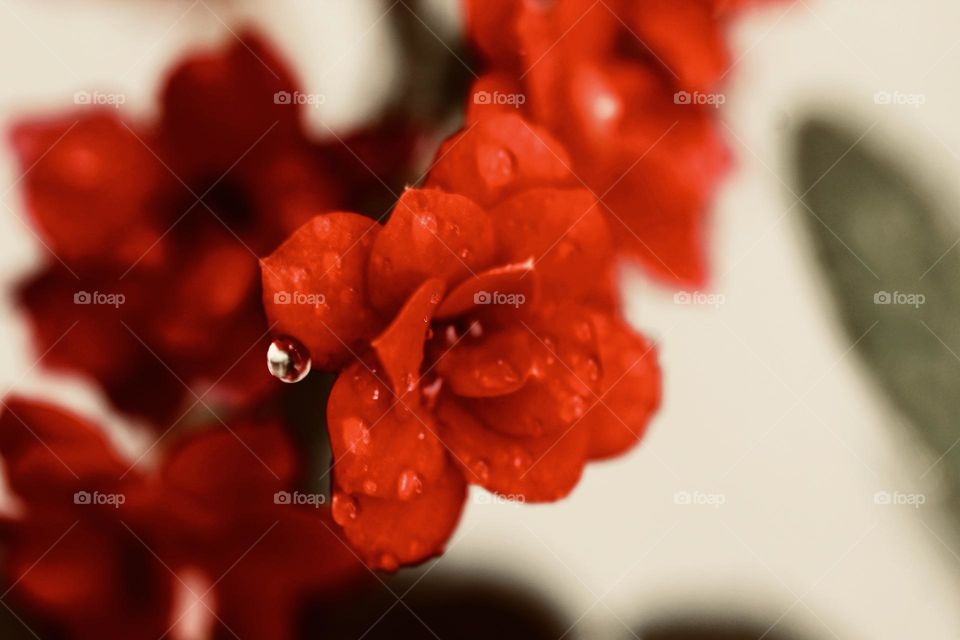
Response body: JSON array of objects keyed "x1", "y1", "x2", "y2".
[
  {"x1": 794, "y1": 117, "x2": 960, "y2": 518},
  {"x1": 638, "y1": 614, "x2": 801, "y2": 640},
  {"x1": 300, "y1": 571, "x2": 570, "y2": 639}
]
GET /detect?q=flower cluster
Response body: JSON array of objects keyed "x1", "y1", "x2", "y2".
[
  {"x1": 262, "y1": 116, "x2": 661, "y2": 568},
  {"x1": 465, "y1": 0, "x2": 766, "y2": 286},
  {"x1": 11, "y1": 31, "x2": 415, "y2": 425},
  {"x1": 0, "y1": 0, "x2": 771, "y2": 635},
  {"x1": 0, "y1": 398, "x2": 363, "y2": 638}
]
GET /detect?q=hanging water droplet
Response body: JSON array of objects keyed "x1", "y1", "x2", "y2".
[{"x1": 267, "y1": 336, "x2": 311, "y2": 383}]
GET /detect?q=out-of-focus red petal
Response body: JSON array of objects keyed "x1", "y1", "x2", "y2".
[
  {"x1": 581, "y1": 313, "x2": 661, "y2": 459},
  {"x1": 260, "y1": 213, "x2": 383, "y2": 369},
  {"x1": 435, "y1": 395, "x2": 588, "y2": 502},
  {"x1": 163, "y1": 421, "x2": 295, "y2": 507},
  {"x1": 158, "y1": 31, "x2": 303, "y2": 178},
  {"x1": 0, "y1": 398, "x2": 127, "y2": 500},
  {"x1": 367, "y1": 188, "x2": 494, "y2": 314},
  {"x1": 331, "y1": 462, "x2": 466, "y2": 570},
  {"x1": 625, "y1": 0, "x2": 730, "y2": 91},
  {"x1": 371, "y1": 278, "x2": 444, "y2": 396},
  {"x1": 212, "y1": 507, "x2": 364, "y2": 639},
  {"x1": 9, "y1": 112, "x2": 168, "y2": 268},
  {"x1": 434, "y1": 260, "x2": 537, "y2": 320},
  {"x1": 426, "y1": 114, "x2": 573, "y2": 208},
  {"x1": 328, "y1": 361, "x2": 447, "y2": 501},
  {"x1": 432, "y1": 326, "x2": 533, "y2": 398},
  {"x1": 490, "y1": 188, "x2": 615, "y2": 303}
]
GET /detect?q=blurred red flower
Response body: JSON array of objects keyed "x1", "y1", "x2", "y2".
[
  {"x1": 260, "y1": 113, "x2": 661, "y2": 569},
  {"x1": 464, "y1": 0, "x2": 770, "y2": 286},
  {"x1": 9, "y1": 31, "x2": 415, "y2": 426},
  {"x1": 0, "y1": 398, "x2": 364, "y2": 639}
]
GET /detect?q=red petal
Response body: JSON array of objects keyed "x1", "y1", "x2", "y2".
[
  {"x1": 432, "y1": 326, "x2": 533, "y2": 398},
  {"x1": 9, "y1": 112, "x2": 168, "y2": 268},
  {"x1": 331, "y1": 463, "x2": 466, "y2": 570},
  {"x1": 434, "y1": 260, "x2": 537, "y2": 320},
  {"x1": 490, "y1": 188, "x2": 614, "y2": 303},
  {"x1": 581, "y1": 314, "x2": 661, "y2": 459},
  {"x1": 0, "y1": 398, "x2": 128, "y2": 500},
  {"x1": 367, "y1": 188, "x2": 495, "y2": 313},
  {"x1": 260, "y1": 213, "x2": 383, "y2": 369},
  {"x1": 158, "y1": 30, "x2": 303, "y2": 178},
  {"x1": 436, "y1": 395, "x2": 588, "y2": 502},
  {"x1": 452, "y1": 304, "x2": 600, "y2": 439},
  {"x1": 426, "y1": 114, "x2": 573, "y2": 208},
  {"x1": 371, "y1": 278, "x2": 444, "y2": 396},
  {"x1": 327, "y1": 361, "x2": 447, "y2": 500},
  {"x1": 163, "y1": 421, "x2": 295, "y2": 506}
]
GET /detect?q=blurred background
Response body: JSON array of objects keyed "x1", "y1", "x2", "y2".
[{"x1": 2, "y1": 0, "x2": 960, "y2": 638}]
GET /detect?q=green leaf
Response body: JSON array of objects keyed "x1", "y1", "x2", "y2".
[{"x1": 794, "y1": 117, "x2": 960, "y2": 504}]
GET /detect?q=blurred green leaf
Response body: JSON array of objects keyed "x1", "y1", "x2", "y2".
[{"x1": 794, "y1": 117, "x2": 960, "y2": 507}]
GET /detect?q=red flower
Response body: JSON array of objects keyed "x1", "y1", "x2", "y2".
[
  {"x1": 0, "y1": 398, "x2": 364, "y2": 639},
  {"x1": 9, "y1": 31, "x2": 415, "y2": 426},
  {"x1": 463, "y1": 0, "x2": 768, "y2": 286},
  {"x1": 260, "y1": 118, "x2": 661, "y2": 569}
]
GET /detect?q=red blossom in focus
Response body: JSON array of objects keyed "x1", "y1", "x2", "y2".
[
  {"x1": 465, "y1": 0, "x2": 772, "y2": 286},
  {"x1": 260, "y1": 112, "x2": 661, "y2": 569},
  {"x1": 0, "y1": 398, "x2": 364, "y2": 639},
  {"x1": 10, "y1": 31, "x2": 416, "y2": 426}
]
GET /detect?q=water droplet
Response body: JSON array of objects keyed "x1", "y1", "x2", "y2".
[
  {"x1": 478, "y1": 143, "x2": 517, "y2": 189},
  {"x1": 267, "y1": 336, "x2": 311, "y2": 383},
  {"x1": 417, "y1": 213, "x2": 439, "y2": 234},
  {"x1": 362, "y1": 480, "x2": 378, "y2": 495},
  {"x1": 320, "y1": 251, "x2": 342, "y2": 271},
  {"x1": 429, "y1": 290, "x2": 443, "y2": 304},
  {"x1": 378, "y1": 553, "x2": 399, "y2": 571},
  {"x1": 397, "y1": 469, "x2": 424, "y2": 501},
  {"x1": 468, "y1": 320, "x2": 483, "y2": 338},
  {"x1": 342, "y1": 417, "x2": 371, "y2": 452},
  {"x1": 559, "y1": 394, "x2": 587, "y2": 422},
  {"x1": 331, "y1": 494, "x2": 358, "y2": 523},
  {"x1": 471, "y1": 460, "x2": 491, "y2": 482}
]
